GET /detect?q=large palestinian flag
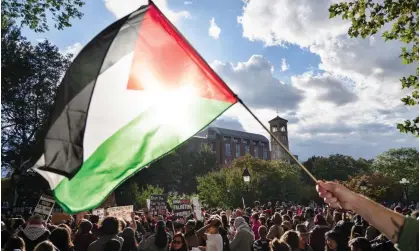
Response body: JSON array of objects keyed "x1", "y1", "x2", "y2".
[{"x1": 33, "y1": 1, "x2": 237, "y2": 213}]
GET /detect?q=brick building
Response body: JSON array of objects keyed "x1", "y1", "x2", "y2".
[{"x1": 188, "y1": 127, "x2": 270, "y2": 166}]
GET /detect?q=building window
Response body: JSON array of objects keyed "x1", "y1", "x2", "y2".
[
  {"x1": 252, "y1": 141, "x2": 258, "y2": 146},
  {"x1": 280, "y1": 126, "x2": 286, "y2": 132},
  {"x1": 272, "y1": 125, "x2": 278, "y2": 132},
  {"x1": 225, "y1": 143, "x2": 231, "y2": 156},
  {"x1": 263, "y1": 148, "x2": 268, "y2": 160},
  {"x1": 236, "y1": 145, "x2": 240, "y2": 157},
  {"x1": 224, "y1": 136, "x2": 231, "y2": 142},
  {"x1": 245, "y1": 145, "x2": 250, "y2": 153},
  {"x1": 208, "y1": 130, "x2": 216, "y2": 140},
  {"x1": 211, "y1": 143, "x2": 215, "y2": 152},
  {"x1": 254, "y1": 148, "x2": 258, "y2": 157},
  {"x1": 234, "y1": 138, "x2": 240, "y2": 144}
]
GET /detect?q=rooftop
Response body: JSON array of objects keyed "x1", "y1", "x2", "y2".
[
  {"x1": 269, "y1": 116, "x2": 288, "y2": 123},
  {"x1": 195, "y1": 126, "x2": 269, "y2": 142}
]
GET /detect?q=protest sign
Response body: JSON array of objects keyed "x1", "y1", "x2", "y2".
[
  {"x1": 51, "y1": 213, "x2": 72, "y2": 224},
  {"x1": 150, "y1": 195, "x2": 167, "y2": 216},
  {"x1": 33, "y1": 195, "x2": 55, "y2": 220},
  {"x1": 106, "y1": 205, "x2": 133, "y2": 220},
  {"x1": 191, "y1": 197, "x2": 202, "y2": 220},
  {"x1": 172, "y1": 199, "x2": 192, "y2": 217},
  {"x1": 93, "y1": 208, "x2": 105, "y2": 221}
]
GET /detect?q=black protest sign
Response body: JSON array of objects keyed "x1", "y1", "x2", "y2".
[
  {"x1": 150, "y1": 195, "x2": 167, "y2": 216},
  {"x1": 33, "y1": 195, "x2": 55, "y2": 220},
  {"x1": 172, "y1": 199, "x2": 192, "y2": 217}
]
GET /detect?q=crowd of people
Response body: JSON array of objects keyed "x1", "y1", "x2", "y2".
[{"x1": 1, "y1": 182, "x2": 418, "y2": 251}]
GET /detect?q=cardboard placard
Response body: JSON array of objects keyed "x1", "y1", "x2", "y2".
[
  {"x1": 150, "y1": 195, "x2": 167, "y2": 216},
  {"x1": 51, "y1": 213, "x2": 72, "y2": 224},
  {"x1": 173, "y1": 199, "x2": 192, "y2": 217},
  {"x1": 106, "y1": 205, "x2": 133, "y2": 220},
  {"x1": 92, "y1": 208, "x2": 105, "y2": 221},
  {"x1": 33, "y1": 195, "x2": 55, "y2": 221}
]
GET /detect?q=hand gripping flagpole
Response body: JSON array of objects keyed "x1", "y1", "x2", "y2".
[
  {"x1": 238, "y1": 98, "x2": 318, "y2": 183},
  {"x1": 148, "y1": 0, "x2": 317, "y2": 183}
]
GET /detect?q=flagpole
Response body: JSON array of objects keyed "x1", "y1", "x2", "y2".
[
  {"x1": 149, "y1": 0, "x2": 317, "y2": 183},
  {"x1": 238, "y1": 98, "x2": 318, "y2": 183}
]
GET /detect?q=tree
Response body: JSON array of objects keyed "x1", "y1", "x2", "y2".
[
  {"x1": 372, "y1": 148, "x2": 419, "y2": 200},
  {"x1": 1, "y1": 0, "x2": 85, "y2": 33},
  {"x1": 197, "y1": 155, "x2": 303, "y2": 208},
  {"x1": 343, "y1": 173, "x2": 402, "y2": 202},
  {"x1": 329, "y1": 0, "x2": 419, "y2": 136},
  {"x1": 305, "y1": 154, "x2": 371, "y2": 182},
  {"x1": 118, "y1": 183, "x2": 164, "y2": 209},
  {"x1": 1, "y1": 22, "x2": 72, "y2": 176}
]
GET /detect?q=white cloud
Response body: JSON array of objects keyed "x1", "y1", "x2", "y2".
[
  {"x1": 61, "y1": 43, "x2": 83, "y2": 59},
  {"x1": 104, "y1": 0, "x2": 190, "y2": 23},
  {"x1": 184, "y1": 1, "x2": 192, "y2": 4},
  {"x1": 280, "y1": 58, "x2": 289, "y2": 72},
  {"x1": 209, "y1": 17, "x2": 221, "y2": 39}
]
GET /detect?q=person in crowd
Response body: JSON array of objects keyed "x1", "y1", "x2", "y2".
[
  {"x1": 4, "y1": 236, "x2": 26, "y2": 251},
  {"x1": 18, "y1": 215, "x2": 50, "y2": 251},
  {"x1": 295, "y1": 224, "x2": 312, "y2": 251},
  {"x1": 103, "y1": 239, "x2": 121, "y2": 251},
  {"x1": 251, "y1": 213, "x2": 262, "y2": 240},
  {"x1": 350, "y1": 225, "x2": 364, "y2": 240},
  {"x1": 184, "y1": 220, "x2": 199, "y2": 249},
  {"x1": 73, "y1": 220, "x2": 97, "y2": 251},
  {"x1": 253, "y1": 225, "x2": 271, "y2": 251},
  {"x1": 364, "y1": 225, "x2": 379, "y2": 241},
  {"x1": 317, "y1": 180, "x2": 419, "y2": 250},
  {"x1": 139, "y1": 220, "x2": 168, "y2": 251},
  {"x1": 221, "y1": 214, "x2": 229, "y2": 231},
  {"x1": 49, "y1": 227, "x2": 74, "y2": 251},
  {"x1": 89, "y1": 215, "x2": 100, "y2": 236},
  {"x1": 229, "y1": 217, "x2": 254, "y2": 251},
  {"x1": 281, "y1": 221, "x2": 292, "y2": 232},
  {"x1": 267, "y1": 213, "x2": 284, "y2": 241},
  {"x1": 33, "y1": 241, "x2": 57, "y2": 251},
  {"x1": 88, "y1": 217, "x2": 124, "y2": 251},
  {"x1": 120, "y1": 227, "x2": 138, "y2": 251},
  {"x1": 309, "y1": 215, "x2": 330, "y2": 251},
  {"x1": 279, "y1": 231, "x2": 300, "y2": 251},
  {"x1": 324, "y1": 230, "x2": 347, "y2": 251},
  {"x1": 348, "y1": 237, "x2": 371, "y2": 251},
  {"x1": 196, "y1": 216, "x2": 223, "y2": 251},
  {"x1": 2, "y1": 220, "x2": 12, "y2": 249},
  {"x1": 303, "y1": 209, "x2": 315, "y2": 231},
  {"x1": 270, "y1": 238, "x2": 291, "y2": 251},
  {"x1": 170, "y1": 233, "x2": 188, "y2": 251}
]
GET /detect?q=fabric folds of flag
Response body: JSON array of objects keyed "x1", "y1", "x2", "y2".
[{"x1": 33, "y1": 1, "x2": 237, "y2": 213}]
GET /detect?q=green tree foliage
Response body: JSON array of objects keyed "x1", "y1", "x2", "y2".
[
  {"x1": 302, "y1": 154, "x2": 372, "y2": 183},
  {"x1": 1, "y1": 22, "x2": 72, "y2": 175},
  {"x1": 119, "y1": 183, "x2": 164, "y2": 209},
  {"x1": 329, "y1": 0, "x2": 419, "y2": 136},
  {"x1": 343, "y1": 173, "x2": 402, "y2": 202},
  {"x1": 372, "y1": 147, "x2": 419, "y2": 200},
  {"x1": 129, "y1": 144, "x2": 218, "y2": 195},
  {"x1": 1, "y1": 0, "x2": 85, "y2": 33},
  {"x1": 197, "y1": 155, "x2": 303, "y2": 208}
]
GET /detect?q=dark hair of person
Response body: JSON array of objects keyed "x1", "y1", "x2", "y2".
[
  {"x1": 349, "y1": 237, "x2": 372, "y2": 251},
  {"x1": 58, "y1": 224, "x2": 72, "y2": 236},
  {"x1": 104, "y1": 239, "x2": 121, "y2": 251},
  {"x1": 12, "y1": 218, "x2": 26, "y2": 231},
  {"x1": 270, "y1": 238, "x2": 291, "y2": 251},
  {"x1": 34, "y1": 241, "x2": 56, "y2": 251},
  {"x1": 272, "y1": 213, "x2": 282, "y2": 225},
  {"x1": 195, "y1": 220, "x2": 204, "y2": 231},
  {"x1": 49, "y1": 227, "x2": 73, "y2": 251},
  {"x1": 89, "y1": 215, "x2": 99, "y2": 224},
  {"x1": 280, "y1": 230, "x2": 299, "y2": 249},
  {"x1": 260, "y1": 215, "x2": 266, "y2": 226},
  {"x1": 314, "y1": 214, "x2": 328, "y2": 226},
  {"x1": 154, "y1": 221, "x2": 168, "y2": 249},
  {"x1": 325, "y1": 230, "x2": 346, "y2": 250},
  {"x1": 121, "y1": 227, "x2": 138, "y2": 251},
  {"x1": 4, "y1": 236, "x2": 26, "y2": 251},
  {"x1": 252, "y1": 213, "x2": 259, "y2": 221},
  {"x1": 170, "y1": 233, "x2": 188, "y2": 251},
  {"x1": 282, "y1": 215, "x2": 291, "y2": 222},
  {"x1": 350, "y1": 225, "x2": 365, "y2": 240},
  {"x1": 101, "y1": 217, "x2": 120, "y2": 235},
  {"x1": 79, "y1": 220, "x2": 93, "y2": 234},
  {"x1": 243, "y1": 215, "x2": 250, "y2": 224},
  {"x1": 221, "y1": 214, "x2": 228, "y2": 229}
]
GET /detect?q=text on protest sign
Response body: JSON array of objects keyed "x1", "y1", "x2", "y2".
[
  {"x1": 33, "y1": 195, "x2": 55, "y2": 221},
  {"x1": 106, "y1": 205, "x2": 133, "y2": 220},
  {"x1": 150, "y1": 195, "x2": 167, "y2": 216},
  {"x1": 172, "y1": 199, "x2": 192, "y2": 217}
]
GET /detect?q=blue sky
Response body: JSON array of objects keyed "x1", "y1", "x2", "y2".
[{"x1": 21, "y1": 0, "x2": 418, "y2": 160}]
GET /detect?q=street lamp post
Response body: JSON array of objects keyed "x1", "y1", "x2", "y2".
[
  {"x1": 399, "y1": 178, "x2": 410, "y2": 202},
  {"x1": 242, "y1": 167, "x2": 251, "y2": 208}
]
